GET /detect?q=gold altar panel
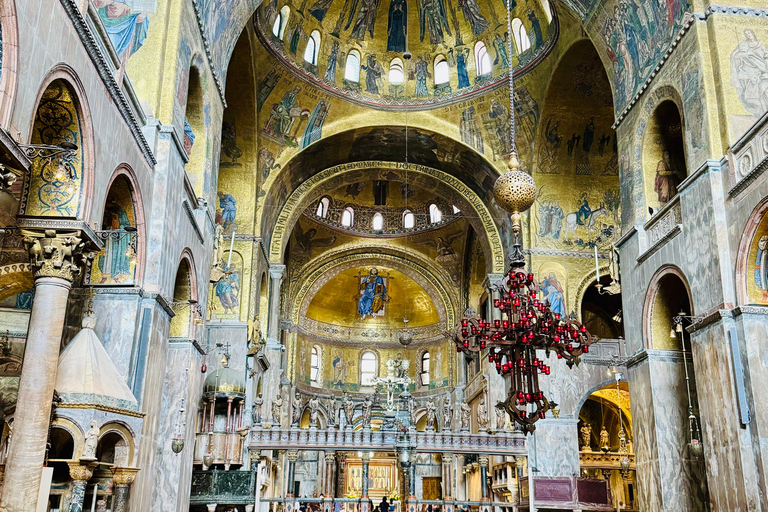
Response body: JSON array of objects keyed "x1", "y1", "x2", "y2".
[
  {"x1": 305, "y1": 266, "x2": 439, "y2": 328},
  {"x1": 346, "y1": 459, "x2": 398, "y2": 498}
]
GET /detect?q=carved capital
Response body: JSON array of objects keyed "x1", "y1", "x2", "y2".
[
  {"x1": 68, "y1": 460, "x2": 98, "y2": 482},
  {"x1": 478, "y1": 456, "x2": 489, "y2": 467},
  {"x1": 22, "y1": 229, "x2": 92, "y2": 282},
  {"x1": 111, "y1": 466, "x2": 140, "y2": 486},
  {"x1": 325, "y1": 453, "x2": 336, "y2": 463},
  {"x1": 287, "y1": 450, "x2": 300, "y2": 462}
]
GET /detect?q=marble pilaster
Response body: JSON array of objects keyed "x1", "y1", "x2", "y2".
[{"x1": 530, "y1": 419, "x2": 579, "y2": 477}]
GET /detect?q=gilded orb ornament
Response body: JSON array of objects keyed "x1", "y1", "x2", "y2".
[{"x1": 493, "y1": 153, "x2": 536, "y2": 231}]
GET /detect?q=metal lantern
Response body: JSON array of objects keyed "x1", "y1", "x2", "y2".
[{"x1": 171, "y1": 438, "x2": 185, "y2": 454}]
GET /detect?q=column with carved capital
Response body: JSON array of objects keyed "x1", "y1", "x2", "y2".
[
  {"x1": 286, "y1": 450, "x2": 299, "y2": 497},
  {"x1": 478, "y1": 456, "x2": 489, "y2": 501},
  {"x1": 267, "y1": 265, "x2": 286, "y2": 344},
  {"x1": 0, "y1": 228, "x2": 94, "y2": 511},
  {"x1": 111, "y1": 467, "x2": 140, "y2": 512},
  {"x1": 360, "y1": 452, "x2": 370, "y2": 500},
  {"x1": 441, "y1": 453, "x2": 453, "y2": 500},
  {"x1": 324, "y1": 452, "x2": 336, "y2": 496},
  {"x1": 67, "y1": 460, "x2": 99, "y2": 512},
  {"x1": 335, "y1": 452, "x2": 347, "y2": 498}
]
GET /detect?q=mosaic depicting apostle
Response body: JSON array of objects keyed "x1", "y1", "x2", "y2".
[
  {"x1": 93, "y1": 0, "x2": 154, "y2": 61},
  {"x1": 654, "y1": 150, "x2": 682, "y2": 203},
  {"x1": 363, "y1": 55, "x2": 385, "y2": 95},
  {"x1": 387, "y1": 0, "x2": 408, "y2": 52},
  {"x1": 216, "y1": 191, "x2": 237, "y2": 232},
  {"x1": 419, "y1": 0, "x2": 451, "y2": 45},
  {"x1": 347, "y1": 0, "x2": 381, "y2": 40},
  {"x1": 356, "y1": 268, "x2": 389, "y2": 320},
  {"x1": 214, "y1": 264, "x2": 240, "y2": 315},
  {"x1": 540, "y1": 272, "x2": 565, "y2": 317},
  {"x1": 457, "y1": 0, "x2": 488, "y2": 37},
  {"x1": 414, "y1": 56, "x2": 431, "y2": 97},
  {"x1": 97, "y1": 201, "x2": 134, "y2": 283},
  {"x1": 730, "y1": 30, "x2": 768, "y2": 118},
  {"x1": 263, "y1": 86, "x2": 309, "y2": 146}
]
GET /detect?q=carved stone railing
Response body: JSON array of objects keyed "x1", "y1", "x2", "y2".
[
  {"x1": 638, "y1": 197, "x2": 682, "y2": 262},
  {"x1": 579, "y1": 450, "x2": 636, "y2": 470},
  {"x1": 249, "y1": 427, "x2": 526, "y2": 456}
]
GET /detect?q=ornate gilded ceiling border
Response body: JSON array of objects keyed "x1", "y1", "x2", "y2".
[
  {"x1": 290, "y1": 252, "x2": 456, "y2": 331},
  {"x1": 270, "y1": 161, "x2": 505, "y2": 273}
]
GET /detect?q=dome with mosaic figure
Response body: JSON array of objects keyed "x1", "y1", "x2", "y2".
[{"x1": 255, "y1": 0, "x2": 557, "y2": 108}]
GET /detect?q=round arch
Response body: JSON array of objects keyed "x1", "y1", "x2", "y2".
[
  {"x1": 268, "y1": 161, "x2": 505, "y2": 273},
  {"x1": 98, "y1": 421, "x2": 136, "y2": 467},
  {"x1": 24, "y1": 64, "x2": 95, "y2": 223},
  {"x1": 0, "y1": 0, "x2": 20, "y2": 128},
  {"x1": 735, "y1": 197, "x2": 768, "y2": 306},
  {"x1": 642, "y1": 264, "x2": 693, "y2": 351}
]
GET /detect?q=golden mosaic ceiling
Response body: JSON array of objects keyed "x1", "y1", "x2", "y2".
[{"x1": 254, "y1": 0, "x2": 557, "y2": 109}]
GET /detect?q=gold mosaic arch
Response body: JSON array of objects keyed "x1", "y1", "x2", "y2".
[{"x1": 269, "y1": 160, "x2": 505, "y2": 273}]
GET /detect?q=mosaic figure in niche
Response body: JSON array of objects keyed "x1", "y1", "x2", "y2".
[
  {"x1": 221, "y1": 121, "x2": 243, "y2": 164},
  {"x1": 333, "y1": 351, "x2": 347, "y2": 385},
  {"x1": 363, "y1": 55, "x2": 385, "y2": 95},
  {"x1": 730, "y1": 30, "x2": 768, "y2": 118},
  {"x1": 324, "y1": 41, "x2": 341, "y2": 81},
  {"x1": 356, "y1": 268, "x2": 389, "y2": 319},
  {"x1": 756, "y1": 234, "x2": 767, "y2": 301},
  {"x1": 302, "y1": 100, "x2": 331, "y2": 148},
  {"x1": 451, "y1": 47, "x2": 470, "y2": 89},
  {"x1": 540, "y1": 272, "x2": 565, "y2": 317},
  {"x1": 216, "y1": 191, "x2": 237, "y2": 232},
  {"x1": 654, "y1": 150, "x2": 682, "y2": 203},
  {"x1": 387, "y1": 0, "x2": 408, "y2": 52},
  {"x1": 492, "y1": 33, "x2": 509, "y2": 69},
  {"x1": 418, "y1": 0, "x2": 451, "y2": 45},
  {"x1": 414, "y1": 56, "x2": 431, "y2": 97},
  {"x1": 214, "y1": 264, "x2": 240, "y2": 314},
  {"x1": 98, "y1": 201, "x2": 133, "y2": 283},
  {"x1": 457, "y1": 0, "x2": 488, "y2": 36},
  {"x1": 92, "y1": 0, "x2": 153, "y2": 61},
  {"x1": 528, "y1": 10, "x2": 543, "y2": 50}
]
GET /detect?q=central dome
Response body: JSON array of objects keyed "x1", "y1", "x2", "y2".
[{"x1": 254, "y1": 0, "x2": 557, "y2": 109}]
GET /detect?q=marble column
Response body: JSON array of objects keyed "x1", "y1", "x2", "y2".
[
  {"x1": 267, "y1": 265, "x2": 286, "y2": 343},
  {"x1": 441, "y1": 453, "x2": 453, "y2": 499},
  {"x1": 324, "y1": 452, "x2": 336, "y2": 496},
  {"x1": 335, "y1": 453, "x2": 346, "y2": 498},
  {"x1": 361, "y1": 452, "x2": 370, "y2": 498},
  {"x1": 67, "y1": 460, "x2": 98, "y2": 512},
  {"x1": 409, "y1": 464, "x2": 415, "y2": 497},
  {"x1": 0, "y1": 229, "x2": 92, "y2": 512},
  {"x1": 478, "y1": 456, "x2": 489, "y2": 500},
  {"x1": 286, "y1": 450, "x2": 299, "y2": 497},
  {"x1": 111, "y1": 467, "x2": 140, "y2": 512}
]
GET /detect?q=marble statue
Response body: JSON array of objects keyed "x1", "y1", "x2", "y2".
[
  {"x1": 252, "y1": 395, "x2": 264, "y2": 424},
  {"x1": 600, "y1": 426, "x2": 610, "y2": 452},
  {"x1": 83, "y1": 420, "x2": 99, "y2": 459},
  {"x1": 580, "y1": 423, "x2": 592, "y2": 450},
  {"x1": 362, "y1": 395, "x2": 373, "y2": 427},
  {"x1": 477, "y1": 398, "x2": 489, "y2": 430},
  {"x1": 386, "y1": 353, "x2": 407, "y2": 379},
  {"x1": 425, "y1": 398, "x2": 437, "y2": 430},
  {"x1": 495, "y1": 405, "x2": 506, "y2": 430},
  {"x1": 309, "y1": 395, "x2": 320, "y2": 427},
  {"x1": 460, "y1": 401, "x2": 471, "y2": 430},
  {"x1": 327, "y1": 398, "x2": 339, "y2": 426},
  {"x1": 342, "y1": 392, "x2": 355, "y2": 426},
  {"x1": 272, "y1": 395, "x2": 284, "y2": 424},
  {"x1": 442, "y1": 393, "x2": 452, "y2": 430},
  {"x1": 292, "y1": 389, "x2": 304, "y2": 426}
]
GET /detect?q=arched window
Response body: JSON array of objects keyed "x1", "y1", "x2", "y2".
[
  {"x1": 403, "y1": 210, "x2": 415, "y2": 229},
  {"x1": 345, "y1": 50, "x2": 361, "y2": 82},
  {"x1": 474, "y1": 42, "x2": 491, "y2": 76},
  {"x1": 512, "y1": 18, "x2": 531, "y2": 53},
  {"x1": 316, "y1": 197, "x2": 330, "y2": 218},
  {"x1": 429, "y1": 204, "x2": 442, "y2": 224},
  {"x1": 304, "y1": 30, "x2": 321, "y2": 65},
  {"x1": 274, "y1": 6, "x2": 290, "y2": 39},
  {"x1": 372, "y1": 212, "x2": 384, "y2": 230},
  {"x1": 310, "y1": 345, "x2": 320, "y2": 385},
  {"x1": 341, "y1": 207, "x2": 354, "y2": 227},
  {"x1": 420, "y1": 351, "x2": 430, "y2": 386},
  {"x1": 541, "y1": 0, "x2": 553, "y2": 22},
  {"x1": 360, "y1": 351, "x2": 377, "y2": 386},
  {"x1": 389, "y1": 58, "x2": 404, "y2": 85},
  {"x1": 434, "y1": 55, "x2": 450, "y2": 84}
]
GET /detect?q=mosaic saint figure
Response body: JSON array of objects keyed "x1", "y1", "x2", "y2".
[
  {"x1": 217, "y1": 191, "x2": 237, "y2": 232},
  {"x1": 527, "y1": 10, "x2": 543, "y2": 50},
  {"x1": 309, "y1": 0, "x2": 334, "y2": 22},
  {"x1": 575, "y1": 192, "x2": 591, "y2": 225},
  {"x1": 98, "y1": 201, "x2": 132, "y2": 283},
  {"x1": 492, "y1": 33, "x2": 509, "y2": 69},
  {"x1": 324, "y1": 41, "x2": 341, "y2": 81},
  {"x1": 414, "y1": 56, "x2": 430, "y2": 97},
  {"x1": 362, "y1": 54, "x2": 384, "y2": 95},
  {"x1": 540, "y1": 272, "x2": 565, "y2": 318},
  {"x1": 418, "y1": 0, "x2": 451, "y2": 45},
  {"x1": 333, "y1": 351, "x2": 347, "y2": 384},
  {"x1": 654, "y1": 150, "x2": 681, "y2": 203},
  {"x1": 356, "y1": 268, "x2": 388, "y2": 319},
  {"x1": 266, "y1": 86, "x2": 303, "y2": 139},
  {"x1": 349, "y1": 0, "x2": 381, "y2": 40},
  {"x1": 457, "y1": 0, "x2": 488, "y2": 36},
  {"x1": 454, "y1": 47, "x2": 470, "y2": 89},
  {"x1": 215, "y1": 265, "x2": 240, "y2": 314},
  {"x1": 460, "y1": 107, "x2": 483, "y2": 152},
  {"x1": 301, "y1": 100, "x2": 330, "y2": 149},
  {"x1": 730, "y1": 29, "x2": 768, "y2": 117},
  {"x1": 92, "y1": 0, "x2": 151, "y2": 60},
  {"x1": 387, "y1": 0, "x2": 408, "y2": 52}
]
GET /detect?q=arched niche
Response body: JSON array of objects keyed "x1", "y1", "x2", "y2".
[
  {"x1": 96, "y1": 422, "x2": 134, "y2": 467},
  {"x1": 580, "y1": 275, "x2": 623, "y2": 339},
  {"x1": 87, "y1": 173, "x2": 141, "y2": 286},
  {"x1": 736, "y1": 198, "x2": 768, "y2": 306},
  {"x1": 170, "y1": 256, "x2": 195, "y2": 338},
  {"x1": 47, "y1": 424, "x2": 76, "y2": 483},
  {"x1": 183, "y1": 59, "x2": 209, "y2": 197},
  {"x1": 643, "y1": 266, "x2": 692, "y2": 351},
  {"x1": 21, "y1": 75, "x2": 92, "y2": 219},
  {"x1": 642, "y1": 100, "x2": 687, "y2": 211},
  {"x1": 533, "y1": 39, "x2": 620, "y2": 252}
]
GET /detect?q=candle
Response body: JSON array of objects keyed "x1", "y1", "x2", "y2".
[
  {"x1": 594, "y1": 245, "x2": 600, "y2": 284},
  {"x1": 226, "y1": 230, "x2": 236, "y2": 269}
]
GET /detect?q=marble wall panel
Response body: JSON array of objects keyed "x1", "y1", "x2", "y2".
[
  {"x1": 93, "y1": 294, "x2": 141, "y2": 383},
  {"x1": 532, "y1": 419, "x2": 579, "y2": 478},
  {"x1": 627, "y1": 359, "x2": 662, "y2": 511}
]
